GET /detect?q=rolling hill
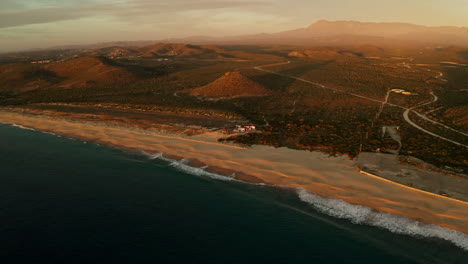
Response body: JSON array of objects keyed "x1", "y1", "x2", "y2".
[
  {"x1": 0, "y1": 56, "x2": 138, "y2": 93},
  {"x1": 78, "y1": 43, "x2": 284, "y2": 61},
  {"x1": 0, "y1": 64, "x2": 59, "y2": 93},
  {"x1": 288, "y1": 47, "x2": 365, "y2": 61},
  {"x1": 45, "y1": 56, "x2": 137, "y2": 88}
]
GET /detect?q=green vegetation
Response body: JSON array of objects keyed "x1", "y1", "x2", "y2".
[{"x1": 0, "y1": 44, "x2": 466, "y2": 172}]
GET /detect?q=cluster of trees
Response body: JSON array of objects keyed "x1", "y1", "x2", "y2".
[
  {"x1": 223, "y1": 110, "x2": 373, "y2": 158},
  {"x1": 268, "y1": 59, "x2": 436, "y2": 101},
  {"x1": 2, "y1": 55, "x2": 466, "y2": 172},
  {"x1": 399, "y1": 128, "x2": 467, "y2": 172}
]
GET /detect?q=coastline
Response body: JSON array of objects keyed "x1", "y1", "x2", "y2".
[{"x1": 1, "y1": 110, "x2": 467, "y2": 241}]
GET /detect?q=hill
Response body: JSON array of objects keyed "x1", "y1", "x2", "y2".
[
  {"x1": 81, "y1": 47, "x2": 139, "y2": 57},
  {"x1": 288, "y1": 47, "x2": 365, "y2": 61},
  {"x1": 0, "y1": 64, "x2": 61, "y2": 93},
  {"x1": 45, "y1": 56, "x2": 137, "y2": 88},
  {"x1": 189, "y1": 72, "x2": 271, "y2": 99},
  {"x1": 135, "y1": 43, "x2": 283, "y2": 60},
  {"x1": 0, "y1": 56, "x2": 138, "y2": 93},
  {"x1": 137, "y1": 43, "x2": 206, "y2": 58}
]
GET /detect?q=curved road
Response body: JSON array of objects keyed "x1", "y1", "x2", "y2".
[
  {"x1": 255, "y1": 61, "x2": 468, "y2": 148},
  {"x1": 403, "y1": 93, "x2": 467, "y2": 148}
]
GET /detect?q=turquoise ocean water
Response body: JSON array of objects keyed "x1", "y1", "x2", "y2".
[{"x1": 0, "y1": 123, "x2": 466, "y2": 263}]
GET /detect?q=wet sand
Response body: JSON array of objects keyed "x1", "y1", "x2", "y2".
[{"x1": 0, "y1": 110, "x2": 468, "y2": 234}]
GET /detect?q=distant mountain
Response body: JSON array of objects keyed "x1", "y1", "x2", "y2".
[
  {"x1": 169, "y1": 20, "x2": 468, "y2": 47},
  {"x1": 137, "y1": 43, "x2": 206, "y2": 57},
  {"x1": 79, "y1": 43, "x2": 283, "y2": 61},
  {"x1": 299, "y1": 20, "x2": 468, "y2": 45},
  {"x1": 49, "y1": 41, "x2": 157, "y2": 51},
  {"x1": 7, "y1": 20, "x2": 468, "y2": 54},
  {"x1": 288, "y1": 47, "x2": 366, "y2": 61}
]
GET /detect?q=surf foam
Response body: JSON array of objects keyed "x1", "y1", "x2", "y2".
[
  {"x1": 140, "y1": 151, "x2": 236, "y2": 182},
  {"x1": 137, "y1": 150, "x2": 468, "y2": 251},
  {"x1": 296, "y1": 188, "x2": 468, "y2": 251},
  {"x1": 11, "y1": 124, "x2": 36, "y2": 131},
  {"x1": 169, "y1": 159, "x2": 236, "y2": 182}
]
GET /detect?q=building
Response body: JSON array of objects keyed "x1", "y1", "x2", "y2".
[
  {"x1": 224, "y1": 125, "x2": 257, "y2": 134},
  {"x1": 390, "y1": 89, "x2": 412, "y2": 95}
]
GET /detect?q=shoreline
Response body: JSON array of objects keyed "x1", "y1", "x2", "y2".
[{"x1": 0, "y1": 110, "x2": 467, "y2": 239}]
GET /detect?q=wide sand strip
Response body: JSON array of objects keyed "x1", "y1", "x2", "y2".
[{"x1": 1, "y1": 110, "x2": 467, "y2": 234}]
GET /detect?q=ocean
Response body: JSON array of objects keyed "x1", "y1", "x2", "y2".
[{"x1": 0, "y1": 123, "x2": 466, "y2": 263}]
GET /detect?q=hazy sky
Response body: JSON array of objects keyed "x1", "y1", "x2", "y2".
[{"x1": 1, "y1": 0, "x2": 467, "y2": 52}]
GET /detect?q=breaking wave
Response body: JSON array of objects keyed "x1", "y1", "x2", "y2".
[
  {"x1": 170, "y1": 159, "x2": 236, "y2": 182},
  {"x1": 140, "y1": 149, "x2": 468, "y2": 251},
  {"x1": 296, "y1": 188, "x2": 468, "y2": 251},
  {"x1": 4, "y1": 122, "x2": 467, "y2": 251},
  {"x1": 8, "y1": 123, "x2": 71, "y2": 139},
  {"x1": 11, "y1": 124, "x2": 36, "y2": 131},
  {"x1": 146, "y1": 152, "x2": 163, "y2": 160},
  {"x1": 141, "y1": 151, "x2": 236, "y2": 182},
  {"x1": 142, "y1": 149, "x2": 468, "y2": 250}
]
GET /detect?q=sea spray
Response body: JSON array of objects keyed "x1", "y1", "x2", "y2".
[{"x1": 296, "y1": 188, "x2": 468, "y2": 251}]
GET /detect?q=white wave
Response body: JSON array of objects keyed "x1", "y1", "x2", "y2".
[
  {"x1": 139, "y1": 150, "x2": 236, "y2": 182},
  {"x1": 296, "y1": 188, "x2": 468, "y2": 251},
  {"x1": 44, "y1": 132, "x2": 61, "y2": 137},
  {"x1": 11, "y1": 124, "x2": 36, "y2": 131},
  {"x1": 169, "y1": 159, "x2": 236, "y2": 182},
  {"x1": 139, "y1": 148, "x2": 467, "y2": 251},
  {"x1": 145, "y1": 152, "x2": 163, "y2": 160},
  {"x1": 178, "y1": 158, "x2": 191, "y2": 164},
  {"x1": 4, "y1": 123, "x2": 83, "y2": 143}
]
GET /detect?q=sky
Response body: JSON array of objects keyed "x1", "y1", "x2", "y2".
[{"x1": 1, "y1": 0, "x2": 467, "y2": 52}]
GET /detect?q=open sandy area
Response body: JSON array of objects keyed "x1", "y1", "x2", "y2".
[{"x1": 0, "y1": 109, "x2": 467, "y2": 235}]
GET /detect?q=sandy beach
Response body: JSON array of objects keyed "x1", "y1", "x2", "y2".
[{"x1": 1, "y1": 109, "x2": 468, "y2": 237}]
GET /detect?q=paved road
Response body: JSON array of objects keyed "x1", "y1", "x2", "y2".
[
  {"x1": 413, "y1": 111, "x2": 468, "y2": 137},
  {"x1": 255, "y1": 62, "x2": 390, "y2": 106},
  {"x1": 255, "y1": 62, "x2": 468, "y2": 148},
  {"x1": 403, "y1": 93, "x2": 468, "y2": 148}
]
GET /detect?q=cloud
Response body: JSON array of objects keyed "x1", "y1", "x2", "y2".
[{"x1": 0, "y1": 0, "x2": 265, "y2": 29}]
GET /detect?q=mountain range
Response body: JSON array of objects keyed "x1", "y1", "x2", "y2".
[
  {"x1": 40, "y1": 20, "x2": 468, "y2": 53},
  {"x1": 170, "y1": 20, "x2": 468, "y2": 47}
]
